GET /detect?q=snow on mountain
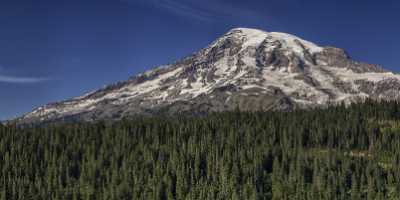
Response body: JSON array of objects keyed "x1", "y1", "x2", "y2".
[{"x1": 17, "y1": 28, "x2": 400, "y2": 124}]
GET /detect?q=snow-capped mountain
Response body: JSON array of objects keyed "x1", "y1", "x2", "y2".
[{"x1": 17, "y1": 28, "x2": 400, "y2": 124}]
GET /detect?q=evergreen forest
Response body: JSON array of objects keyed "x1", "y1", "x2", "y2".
[{"x1": 1, "y1": 100, "x2": 400, "y2": 199}]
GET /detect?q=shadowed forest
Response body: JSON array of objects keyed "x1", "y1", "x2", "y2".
[{"x1": 1, "y1": 100, "x2": 400, "y2": 199}]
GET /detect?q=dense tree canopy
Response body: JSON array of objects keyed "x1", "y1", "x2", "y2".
[{"x1": 1, "y1": 100, "x2": 400, "y2": 199}]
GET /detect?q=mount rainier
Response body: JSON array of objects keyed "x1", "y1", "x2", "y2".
[{"x1": 17, "y1": 28, "x2": 400, "y2": 124}]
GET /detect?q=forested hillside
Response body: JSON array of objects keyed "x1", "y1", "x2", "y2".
[{"x1": 1, "y1": 100, "x2": 400, "y2": 200}]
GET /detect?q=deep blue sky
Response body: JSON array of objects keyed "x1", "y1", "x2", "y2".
[{"x1": 1, "y1": 0, "x2": 400, "y2": 120}]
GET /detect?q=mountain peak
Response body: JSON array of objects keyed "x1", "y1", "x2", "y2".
[
  {"x1": 228, "y1": 27, "x2": 268, "y2": 34},
  {"x1": 15, "y1": 28, "x2": 400, "y2": 124},
  {"x1": 222, "y1": 27, "x2": 323, "y2": 54}
]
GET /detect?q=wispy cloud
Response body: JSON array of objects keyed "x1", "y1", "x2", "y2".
[
  {"x1": 128, "y1": 0, "x2": 273, "y2": 25},
  {"x1": 127, "y1": 0, "x2": 229, "y2": 22},
  {"x1": 157, "y1": 0, "x2": 216, "y2": 22},
  {"x1": 0, "y1": 75, "x2": 48, "y2": 84},
  {"x1": 0, "y1": 65, "x2": 49, "y2": 84},
  {"x1": 134, "y1": 0, "x2": 217, "y2": 22}
]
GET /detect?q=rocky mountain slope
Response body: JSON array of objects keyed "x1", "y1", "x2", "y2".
[{"x1": 17, "y1": 28, "x2": 400, "y2": 124}]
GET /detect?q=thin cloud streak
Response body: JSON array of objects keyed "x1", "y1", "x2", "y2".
[
  {"x1": 134, "y1": 0, "x2": 217, "y2": 22},
  {"x1": 156, "y1": 0, "x2": 216, "y2": 22},
  {"x1": 129, "y1": 0, "x2": 274, "y2": 25},
  {"x1": 0, "y1": 75, "x2": 49, "y2": 84},
  {"x1": 127, "y1": 0, "x2": 227, "y2": 22}
]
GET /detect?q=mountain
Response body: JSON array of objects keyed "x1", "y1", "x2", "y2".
[{"x1": 17, "y1": 28, "x2": 400, "y2": 124}]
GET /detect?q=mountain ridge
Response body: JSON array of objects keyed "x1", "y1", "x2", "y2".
[{"x1": 15, "y1": 28, "x2": 400, "y2": 124}]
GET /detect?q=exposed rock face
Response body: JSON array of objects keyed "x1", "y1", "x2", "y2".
[
  {"x1": 16, "y1": 28, "x2": 400, "y2": 124},
  {"x1": 315, "y1": 47, "x2": 387, "y2": 73}
]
